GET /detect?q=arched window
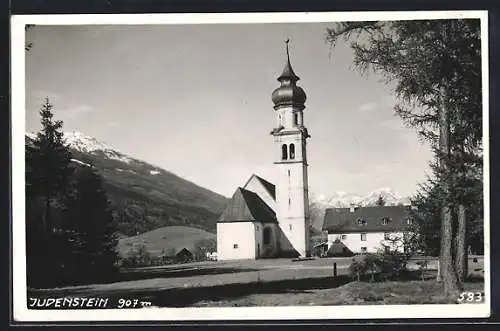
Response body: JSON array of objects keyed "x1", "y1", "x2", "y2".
[
  {"x1": 263, "y1": 228, "x2": 271, "y2": 245},
  {"x1": 289, "y1": 143, "x2": 295, "y2": 159},
  {"x1": 294, "y1": 113, "x2": 299, "y2": 125},
  {"x1": 281, "y1": 144, "x2": 288, "y2": 160}
]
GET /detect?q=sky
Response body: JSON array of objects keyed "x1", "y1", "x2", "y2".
[{"x1": 25, "y1": 23, "x2": 433, "y2": 199}]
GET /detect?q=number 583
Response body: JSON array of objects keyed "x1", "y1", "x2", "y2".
[{"x1": 458, "y1": 292, "x2": 483, "y2": 303}]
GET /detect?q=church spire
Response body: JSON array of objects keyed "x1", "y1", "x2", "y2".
[
  {"x1": 272, "y1": 38, "x2": 306, "y2": 109},
  {"x1": 277, "y1": 38, "x2": 300, "y2": 82}
]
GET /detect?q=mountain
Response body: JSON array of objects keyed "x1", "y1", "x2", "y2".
[
  {"x1": 312, "y1": 187, "x2": 411, "y2": 208},
  {"x1": 25, "y1": 131, "x2": 228, "y2": 236},
  {"x1": 309, "y1": 188, "x2": 411, "y2": 232}
]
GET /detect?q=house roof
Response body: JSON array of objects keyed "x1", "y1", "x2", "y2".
[
  {"x1": 244, "y1": 174, "x2": 276, "y2": 201},
  {"x1": 176, "y1": 248, "x2": 193, "y2": 256},
  {"x1": 254, "y1": 175, "x2": 276, "y2": 201},
  {"x1": 323, "y1": 205, "x2": 412, "y2": 233},
  {"x1": 217, "y1": 187, "x2": 277, "y2": 223},
  {"x1": 162, "y1": 247, "x2": 193, "y2": 258}
]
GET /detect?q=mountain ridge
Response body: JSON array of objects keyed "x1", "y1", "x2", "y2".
[{"x1": 25, "y1": 131, "x2": 228, "y2": 236}]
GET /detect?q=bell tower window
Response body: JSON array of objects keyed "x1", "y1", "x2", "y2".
[
  {"x1": 289, "y1": 143, "x2": 295, "y2": 159},
  {"x1": 294, "y1": 113, "x2": 298, "y2": 126},
  {"x1": 281, "y1": 144, "x2": 288, "y2": 160}
]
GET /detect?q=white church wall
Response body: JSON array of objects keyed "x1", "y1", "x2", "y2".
[
  {"x1": 217, "y1": 222, "x2": 257, "y2": 260},
  {"x1": 327, "y1": 231, "x2": 406, "y2": 254}
]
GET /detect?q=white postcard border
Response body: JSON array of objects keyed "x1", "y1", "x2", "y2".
[{"x1": 11, "y1": 10, "x2": 491, "y2": 322}]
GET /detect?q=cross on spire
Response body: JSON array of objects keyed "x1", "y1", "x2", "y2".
[
  {"x1": 277, "y1": 37, "x2": 299, "y2": 82},
  {"x1": 285, "y1": 38, "x2": 290, "y2": 60}
]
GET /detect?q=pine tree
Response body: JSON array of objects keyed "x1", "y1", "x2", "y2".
[
  {"x1": 27, "y1": 98, "x2": 73, "y2": 234},
  {"x1": 64, "y1": 165, "x2": 119, "y2": 283},
  {"x1": 25, "y1": 98, "x2": 74, "y2": 287},
  {"x1": 376, "y1": 195, "x2": 386, "y2": 206}
]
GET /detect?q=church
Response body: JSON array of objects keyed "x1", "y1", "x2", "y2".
[{"x1": 216, "y1": 41, "x2": 311, "y2": 260}]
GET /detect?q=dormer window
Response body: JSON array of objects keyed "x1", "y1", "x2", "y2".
[
  {"x1": 381, "y1": 217, "x2": 390, "y2": 225},
  {"x1": 357, "y1": 218, "x2": 367, "y2": 226},
  {"x1": 406, "y1": 218, "x2": 413, "y2": 225}
]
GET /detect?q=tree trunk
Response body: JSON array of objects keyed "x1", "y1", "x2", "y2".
[
  {"x1": 440, "y1": 205, "x2": 460, "y2": 296},
  {"x1": 438, "y1": 83, "x2": 460, "y2": 297},
  {"x1": 455, "y1": 203, "x2": 468, "y2": 283}
]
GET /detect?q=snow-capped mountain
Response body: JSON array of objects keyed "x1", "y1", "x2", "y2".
[
  {"x1": 24, "y1": 131, "x2": 228, "y2": 236},
  {"x1": 63, "y1": 131, "x2": 134, "y2": 164},
  {"x1": 28, "y1": 131, "x2": 137, "y2": 165},
  {"x1": 311, "y1": 188, "x2": 411, "y2": 208}
]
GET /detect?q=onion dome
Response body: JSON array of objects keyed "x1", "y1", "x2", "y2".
[{"x1": 272, "y1": 39, "x2": 307, "y2": 110}]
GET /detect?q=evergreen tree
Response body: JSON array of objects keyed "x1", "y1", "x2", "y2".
[
  {"x1": 376, "y1": 195, "x2": 386, "y2": 206},
  {"x1": 64, "y1": 165, "x2": 119, "y2": 283},
  {"x1": 27, "y1": 98, "x2": 73, "y2": 234},
  {"x1": 25, "y1": 98, "x2": 74, "y2": 287}
]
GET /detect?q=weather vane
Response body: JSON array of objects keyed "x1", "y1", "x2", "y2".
[{"x1": 285, "y1": 38, "x2": 290, "y2": 59}]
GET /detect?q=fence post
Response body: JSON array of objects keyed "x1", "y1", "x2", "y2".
[
  {"x1": 333, "y1": 262, "x2": 337, "y2": 278},
  {"x1": 436, "y1": 258, "x2": 441, "y2": 281}
]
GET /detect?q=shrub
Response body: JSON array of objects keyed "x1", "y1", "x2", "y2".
[
  {"x1": 349, "y1": 250, "x2": 411, "y2": 282},
  {"x1": 377, "y1": 252, "x2": 410, "y2": 280},
  {"x1": 120, "y1": 243, "x2": 152, "y2": 267},
  {"x1": 376, "y1": 233, "x2": 413, "y2": 280},
  {"x1": 348, "y1": 254, "x2": 381, "y2": 282}
]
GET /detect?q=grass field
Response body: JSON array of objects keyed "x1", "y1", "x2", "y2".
[
  {"x1": 117, "y1": 226, "x2": 215, "y2": 256},
  {"x1": 28, "y1": 256, "x2": 484, "y2": 308},
  {"x1": 191, "y1": 277, "x2": 485, "y2": 307}
]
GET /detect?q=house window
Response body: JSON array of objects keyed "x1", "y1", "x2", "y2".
[
  {"x1": 341, "y1": 234, "x2": 347, "y2": 240},
  {"x1": 263, "y1": 228, "x2": 271, "y2": 245},
  {"x1": 360, "y1": 233, "x2": 367, "y2": 241},
  {"x1": 384, "y1": 232, "x2": 391, "y2": 240},
  {"x1": 289, "y1": 143, "x2": 295, "y2": 159},
  {"x1": 407, "y1": 218, "x2": 413, "y2": 225},
  {"x1": 382, "y1": 217, "x2": 390, "y2": 225},
  {"x1": 282, "y1": 144, "x2": 288, "y2": 160},
  {"x1": 294, "y1": 113, "x2": 299, "y2": 125},
  {"x1": 357, "y1": 218, "x2": 366, "y2": 226},
  {"x1": 233, "y1": 244, "x2": 238, "y2": 249},
  {"x1": 361, "y1": 247, "x2": 367, "y2": 253}
]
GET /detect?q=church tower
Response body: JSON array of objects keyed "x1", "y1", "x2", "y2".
[{"x1": 271, "y1": 39, "x2": 311, "y2": 257}]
